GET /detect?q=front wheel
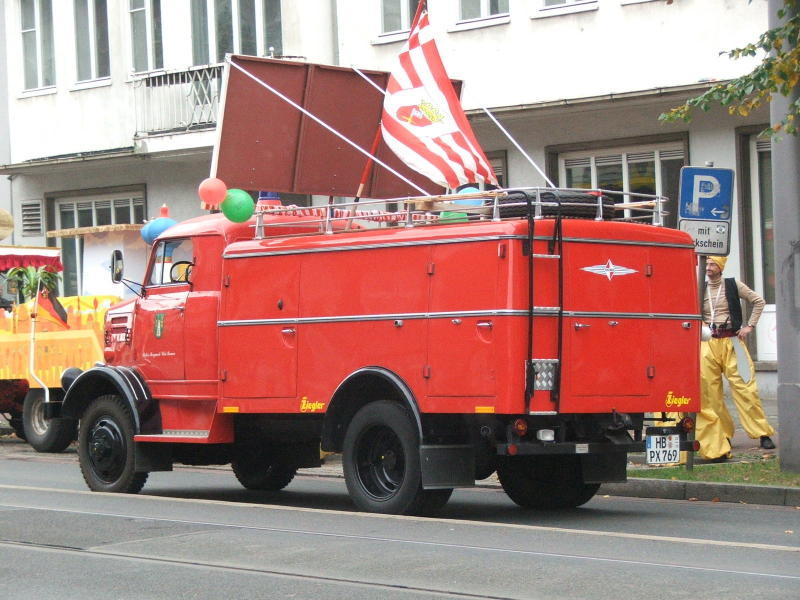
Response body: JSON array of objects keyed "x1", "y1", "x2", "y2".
[
  {"x1": 78, "y1": 395, "x2": 147, "y2": 494},
  {"x1": 23, "y1": 389, "x2": 77, "y2": 453},
  {"x1": 342, "y1": 401, "x2": 450, "y2": 515},
  {"x1": 497, "y1": 455, "x2": 600, "y2": 509}
]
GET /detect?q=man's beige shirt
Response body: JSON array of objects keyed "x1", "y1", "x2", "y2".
[{"x1": 703, "y1": 278, "x2": 765, "y2": 328}]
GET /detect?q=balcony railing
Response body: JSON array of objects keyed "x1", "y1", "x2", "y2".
[{"x1": 133, "y1": 65, "x2": 224, "y2": 135}]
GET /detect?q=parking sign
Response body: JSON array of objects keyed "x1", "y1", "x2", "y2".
[{"x1": 678, "y1": 166, "x2": 734, "y2": 255}]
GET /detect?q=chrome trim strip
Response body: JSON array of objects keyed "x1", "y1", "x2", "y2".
[
  {"x1": 224, "y1": 234, "x2": 692, "y2": 259},
  {"x1": 559, "y1": 237, "x2": 694, "y2": 249},
  {"x1": 218, "y1": 309, "x2": 700, "y2": 327},
  {"x1": 529, "y1": 411, "x2": 558, "y2": 415},
  {"x1": 564, "y1": 311, "x2": 702, "y2": 320},
  {"x1": 224, "y1": 235, "x2": 524, "y2": 259}
]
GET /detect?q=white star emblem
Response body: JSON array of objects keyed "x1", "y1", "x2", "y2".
[{"x1": 581, "y1": 259, "x2": 638, "y2": 280}]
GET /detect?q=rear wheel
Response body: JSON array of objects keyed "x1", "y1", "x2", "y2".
[
  {"x1": 343, "y1": 401, "x2": 451, "y2": 515},
  {"x1": 23, "y1": 389, "x2": 77, "y2": 453},
  {"x1": 497, "y1": 455, "x2": 600, "y2": 509},
  {"x1": 78, "y1": 395, "x2": 147, "y2": 494},
  {"x1": 232, "y1": 458, "x2": 297, "y2": 491}
]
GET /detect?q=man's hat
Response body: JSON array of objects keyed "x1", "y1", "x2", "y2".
[{"x1": 708, "y1": 256, "x2": 727, "y2": 270}]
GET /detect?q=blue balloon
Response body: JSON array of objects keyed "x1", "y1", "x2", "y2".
[
  {"x1": 141, "y1": 217, "x2": 177, "y2": 244},
  {"x1": 454, "y1": 185, "x2": 481, "y2": 206}
]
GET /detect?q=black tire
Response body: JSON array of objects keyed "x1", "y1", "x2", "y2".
[
  {"x1": 494, "y1": 190, "x2": 615, "y2": 220},
  {"x1": 232, "y1": 458, "x2": 297, "y2": 491},
  {"x1": 78, "y1": 395, "x2": 147, "y2": 494},
  {"x1": 343, "y1": 401, "x2": 450, "y2": 515},
  {"x1": 497, "y1": 455, "x2": 600, "y2": 509},
  {"x1": 23, "y1": 389, "x2": 77, "y2": 453},
  {"x1": 8, "y1": 411, "x2": 26, "y2": 440}
]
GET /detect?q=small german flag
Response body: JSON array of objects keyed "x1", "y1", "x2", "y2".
[{"x1": 36, "y1": 289, "x2": 69, "y2": 329}]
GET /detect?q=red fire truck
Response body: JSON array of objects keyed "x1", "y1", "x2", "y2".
[{"x1": 59, "y1": 191, "x2": 701, "y2": 514}]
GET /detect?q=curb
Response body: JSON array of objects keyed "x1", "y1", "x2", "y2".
[{"x1": 601, "y1": 478, "x2": 800, "y2": 507}]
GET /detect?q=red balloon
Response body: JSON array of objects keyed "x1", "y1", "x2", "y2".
[{"x1": 198, "y1": 177, "x2": 228, "y2": 207}]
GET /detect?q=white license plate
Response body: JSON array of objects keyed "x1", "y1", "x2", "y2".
[{"x1": 646, "y1": 434, "x2": 680, "y2": 465}]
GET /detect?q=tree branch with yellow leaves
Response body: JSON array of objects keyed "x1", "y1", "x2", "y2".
[{"x1": 659, "y1": 0, "x2": 799, "y2": 136}]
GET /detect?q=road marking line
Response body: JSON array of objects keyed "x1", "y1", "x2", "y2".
[{"x1": 1, "y1": 483, "x2": 798, "y2": 554}]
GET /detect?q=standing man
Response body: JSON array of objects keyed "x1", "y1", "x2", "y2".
[{"x1": 698, "y1": 256, "x2": 776, "y2": 461}]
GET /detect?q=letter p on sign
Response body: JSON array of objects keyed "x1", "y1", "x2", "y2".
[{"x1": 693, "y1": 175, "x2": 720, "y2": 200}]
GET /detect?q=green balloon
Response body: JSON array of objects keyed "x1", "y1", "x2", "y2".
[{"x1": 221, "y1": 189, "x2": 255, "y2": 223}]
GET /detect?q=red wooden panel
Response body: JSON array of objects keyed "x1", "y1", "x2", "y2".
[{"x1": 213, "y1": 55, "x2": 451, "y2": 198}]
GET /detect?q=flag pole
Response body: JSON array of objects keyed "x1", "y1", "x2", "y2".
[
  {"x1": 411, "y1": 0, "x2": 426, "y2": 28},
  {"x1": 28, "y1": 277, "x2": 49, "y2": 405},
  {"x1": 481, "y1": 108, "x2": 556, "y2": 188}
]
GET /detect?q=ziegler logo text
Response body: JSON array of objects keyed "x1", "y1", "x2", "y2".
[
  {"x1": 300, "y1": 398, "x2": 325, "y2": 413},
  {"x1": 665, "y1": 391, "x2": 691, "y2": 408}
]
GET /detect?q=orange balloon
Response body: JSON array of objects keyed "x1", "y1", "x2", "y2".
[{"x1": 198, "y1": 177, "x2": 228, "y2": 207}]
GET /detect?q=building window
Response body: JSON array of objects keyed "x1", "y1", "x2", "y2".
[
  {"x1": 20, "y1": 0, "x2": 55, "y2": 90},
  {"x1": 129, "y1": 0, "x2": 163, "y2": 73},
  {"x1": 74, "y1": 0, "x2": 110, "y2": 81},
  {"x1": 750, "y1": 138, "x2": 774, "y2": 304},
  {"x1": 54, "y1": 195, "x2": 145, "y2": 295},
  {"x1": 535, "y1": 0, "x2": 598, "y2": 17},
  {"x1": 557, "y1": 142, "x2": 685, "y2": 228},
  {"x1": 543, "y1": 0, "x2": 593, "y2": 6},
  {"x1": 20, "y1": 201, "x2": 43, "y2": 236},
  {"x1": 486, "y1": 151, "x2": 507, "y2": 188},
  {"x1": 191, "y1": 0, "x2": 282, "y2": 66},
  {"x1": 381, "y1": 0, "x2": 420, "y2": 34},
  {"x1": 461, "y1": 0, "x2": 508, "y2": 20}
]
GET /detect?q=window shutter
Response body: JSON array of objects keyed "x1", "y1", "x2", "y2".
[{"x1": 21, "y1": 201, "x2": 43, "y2": 236}]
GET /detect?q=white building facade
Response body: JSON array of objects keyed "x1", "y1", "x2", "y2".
[{"x1": 0, "y1": 0, "x2": 779, "y2": 367}]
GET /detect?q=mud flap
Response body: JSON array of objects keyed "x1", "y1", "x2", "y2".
[
  {"x1": 420, "y1": 444, "x2": 475, "y2": 489},
  {"x1": 580, "y1": 453, "x2": 627, "y2": 483},
  {"x1": 135, "y1": 442, "x2": 173, "y2": 473}
]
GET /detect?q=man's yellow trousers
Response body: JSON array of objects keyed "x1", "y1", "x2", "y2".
[{"x1": 697, "y1": 337, "x2": 775, "y2": 459}]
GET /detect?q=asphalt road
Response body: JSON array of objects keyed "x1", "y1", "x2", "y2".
[{"x1": 1, "y1": 439, "x2": 799, "y2": 599}]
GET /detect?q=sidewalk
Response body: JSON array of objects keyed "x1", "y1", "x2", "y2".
[{"x1": 2, "y1": 391, "x2": 794, "y2": 506}]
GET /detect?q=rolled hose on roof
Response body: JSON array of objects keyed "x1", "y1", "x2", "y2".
[{"x1": 488, "y1": 190, "x2": 615, "y2": 220}]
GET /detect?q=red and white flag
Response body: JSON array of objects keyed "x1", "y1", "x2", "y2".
[{"x1": 381, "y1": 8, "x2": 498, "y2": 190}]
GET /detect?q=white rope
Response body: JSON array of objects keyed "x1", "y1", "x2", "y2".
[{"x1": 481, "y1": 108, "x2": 556, "y2": 188}]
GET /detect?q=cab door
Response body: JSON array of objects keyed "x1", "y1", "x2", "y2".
[{"x1": 134, "y1": 238, "x2": 193, "y2": 381}]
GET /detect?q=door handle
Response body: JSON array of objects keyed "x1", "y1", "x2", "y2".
[
  {"x1": 281, "y1": 328, "x2": 296, "y2": 335},
  {"x1": 477, "y1": 321, "x2": 493, "y2": 329},
  {"x1": 574, "y1": 323, "x2": 591, "y2": 330}
]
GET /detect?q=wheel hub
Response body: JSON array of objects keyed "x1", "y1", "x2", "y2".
[
  {"x1": 88, "y1": 418, "x2": 125, "y2": 479},
  {"x1": 356, "y1": 426, "x2": 405, "y2": 500}
]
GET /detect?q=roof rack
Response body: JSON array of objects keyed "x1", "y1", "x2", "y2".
[{"x1": 253, "y1": 187, "x2": 667, "y2": 240}]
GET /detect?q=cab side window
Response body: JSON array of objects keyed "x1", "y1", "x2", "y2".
[{"x1": 148, "y1": 239, "x2": 194, "y2": 286}]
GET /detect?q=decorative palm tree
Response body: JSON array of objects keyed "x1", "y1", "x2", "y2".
[{"x1": 5, "y1": 266, "x2": 61, "y2": 301}]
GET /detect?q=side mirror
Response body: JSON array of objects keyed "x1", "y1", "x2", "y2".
[{"x1": 111, "y1": 250, "x2": 124, "y2": 283}]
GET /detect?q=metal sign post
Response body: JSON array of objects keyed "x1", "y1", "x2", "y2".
[{"x1": 678, "y1": 166, "x2": 735, "y2": 470}]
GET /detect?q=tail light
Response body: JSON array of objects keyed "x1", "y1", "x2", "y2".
[
  {"x1": 513, "y1": 418, "x2": 528, "y2": 436},
  {"x1": 679, "y1": 416, "x2": 695, "y2": 433}
]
